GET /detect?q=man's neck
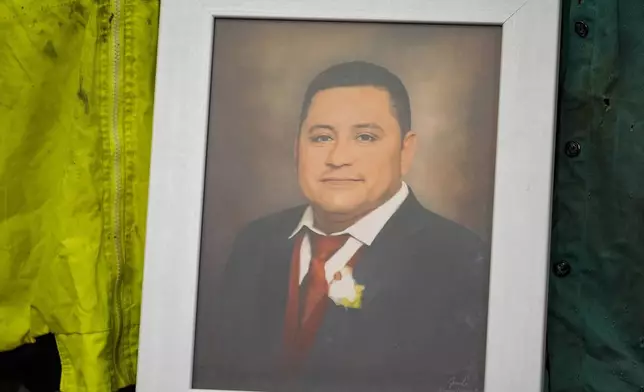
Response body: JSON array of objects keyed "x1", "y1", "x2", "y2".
[{"x1": 312, "y1": 209, "x2": 370, "y2": 235}]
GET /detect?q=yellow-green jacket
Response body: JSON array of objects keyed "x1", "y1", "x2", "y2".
[{"x1": 0, "y1": 1, "x2": 158, "y2": 390}]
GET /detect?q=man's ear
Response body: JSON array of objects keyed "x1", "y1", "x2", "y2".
[{"x1": 400, "y1": 131, "x2": 417, "y2": 176}]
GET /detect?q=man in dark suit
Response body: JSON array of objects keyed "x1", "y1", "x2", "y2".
[{"x1": 208, "y1": 61, "x2": 490, "y2": 392}]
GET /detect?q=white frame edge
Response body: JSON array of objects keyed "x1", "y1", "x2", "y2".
[{"x1": 137, "y1": 0, "x2": 562, "y2": 391}]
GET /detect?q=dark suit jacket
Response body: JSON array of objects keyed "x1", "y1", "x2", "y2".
[{"x1": 206, "y1": 191, "x2": 490, "y2": 392}]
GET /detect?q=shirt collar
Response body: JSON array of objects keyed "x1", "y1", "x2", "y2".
[{"x1": 288, "y1": 182, "x2": 410, "y2": 246}]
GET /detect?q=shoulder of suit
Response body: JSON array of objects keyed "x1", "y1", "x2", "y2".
[
  {"x1": 411, "y1": 201, "x2": 487, "y2": 257},
  {"x1": 404, "y1": 206, "x2": 490, "y2": 286},
  {"x1": 235, "y1": 204, "x2": 307, "y2": 240}
]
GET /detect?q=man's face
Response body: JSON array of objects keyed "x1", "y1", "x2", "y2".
[{"x1": 296, "y1": 86, "x2": 416, "y2": 218}]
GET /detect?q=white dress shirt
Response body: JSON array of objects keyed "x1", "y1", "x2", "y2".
[{"x1": 289, "y1": 182, "x2": 410, "y2": 284}]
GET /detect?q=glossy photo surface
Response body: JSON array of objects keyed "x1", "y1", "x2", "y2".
[{"x1": 193, "y1": 18, "x2": 502, "y2": 392}]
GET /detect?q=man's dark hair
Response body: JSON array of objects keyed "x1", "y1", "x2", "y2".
[{"x1": 298, "y1": 61, "x2": 412, "y2": 134}]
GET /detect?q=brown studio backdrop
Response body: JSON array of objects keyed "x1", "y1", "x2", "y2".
[{"x1": 193, "y1": 19, "x2": 501, "y2": 382}]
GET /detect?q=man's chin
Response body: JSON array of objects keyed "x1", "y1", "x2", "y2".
[{"x1": 314, "y1": 202, "x2": 363, "y2": 216}]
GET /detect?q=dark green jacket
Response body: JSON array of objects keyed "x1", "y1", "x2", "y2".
[{"x1": 547, "y1": 0, "x2": 644, "y2": 391}]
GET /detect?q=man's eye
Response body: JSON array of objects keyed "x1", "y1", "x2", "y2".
[
  {"x1": 310, "y1": 135, "x2": 333, "y2": 143},
  {"x1": 357, "y1": 133, "x2": 377, "y2": 142}
]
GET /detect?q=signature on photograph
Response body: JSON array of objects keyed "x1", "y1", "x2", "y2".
[{"x1": 438, "y1": 376, "x2": 482, "y2": 392}]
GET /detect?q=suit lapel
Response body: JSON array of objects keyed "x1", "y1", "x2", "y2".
[
  {"x1": 308, "y1": 193, "x2": 429, "y2": 361},
  {"x1": 352, "y1": 192, "x2": 428, "y2": 305},
  {"x1": 255, "y1": 209, "x2": 305, "y2": 361}
]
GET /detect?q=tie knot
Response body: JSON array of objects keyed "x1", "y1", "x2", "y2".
[{"x1": 309, "y1": 232, "x2": 349, "y2": 261}]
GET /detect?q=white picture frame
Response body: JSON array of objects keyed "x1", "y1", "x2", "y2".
[{"x1": 137, "y1": 1, "x2": 562, "y2": 391}]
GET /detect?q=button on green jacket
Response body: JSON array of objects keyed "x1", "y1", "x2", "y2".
[{"x1": 1, "y1": 0, "x2": 643, "y2": 391}]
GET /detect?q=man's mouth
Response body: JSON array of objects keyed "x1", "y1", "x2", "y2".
[{"x1": 320, "y1": 178, "x2": 363, "y2": 184}]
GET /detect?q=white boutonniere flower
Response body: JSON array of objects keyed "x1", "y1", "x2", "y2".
[{"x1": 328, "y1": 267, "x2": 365, "y2": 309}]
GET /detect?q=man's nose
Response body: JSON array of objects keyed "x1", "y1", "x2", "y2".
[{"x1": 325, "y1": 138, "x2": 354, "y2": 167}]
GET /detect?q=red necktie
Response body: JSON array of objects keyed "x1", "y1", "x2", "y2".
[
  {"x1": 300, "y1": 232, "x2": 350, "y2": 326},
  {"x1": 282, "y1": 232, "x2": 349, "y2": 368}
]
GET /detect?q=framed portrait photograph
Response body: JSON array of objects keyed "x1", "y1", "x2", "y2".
[{"x1": 137, "y1": 1, "x2": 562, "y2": 392}]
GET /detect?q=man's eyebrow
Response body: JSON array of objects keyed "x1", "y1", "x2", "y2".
[
  {"x1": 353, "y1": 123, "x2": 384, "y2": 132},
  {"x1": 307, "y1": 124, "x2": 335, "y2": 133}
]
